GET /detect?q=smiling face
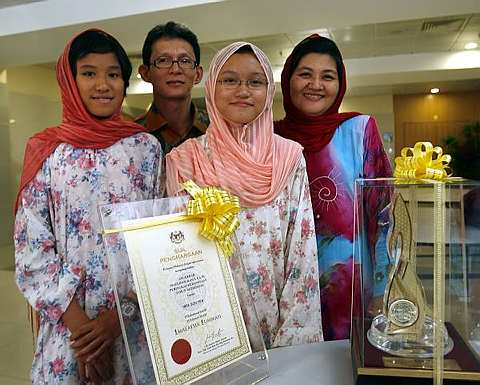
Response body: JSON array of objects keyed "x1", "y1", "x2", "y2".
[
  {"x1": 75, "y1": 52, "x2": 125, "y2": 119},
  {"x1": 214, "y1": 52, "x2": 268, "y2": 125},
  {"x1": 139, "y1": 37, "x2": 203, "y2": 101},
  {"x1": 289, "y1": 52, "x2": 340, "y2": 116}
]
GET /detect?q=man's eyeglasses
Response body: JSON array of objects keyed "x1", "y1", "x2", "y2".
[
  {"x1": 216, "y1": 78, "x2": 268, "y2": 90},
  {"x1": 150, "y1": 56, "x2": 197, "y2": 70}
]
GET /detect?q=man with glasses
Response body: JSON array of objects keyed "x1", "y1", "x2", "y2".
[{"x1": 136, "y1": 22, "x2": 208, "y2": 161}]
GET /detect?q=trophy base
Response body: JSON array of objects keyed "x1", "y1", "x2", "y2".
[{"x1": 367, "y1": 314, "x2": 454, "y2": 358}]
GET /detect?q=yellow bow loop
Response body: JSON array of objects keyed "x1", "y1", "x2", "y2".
[
  {"x1": 183, "y1": 180, "x2": 240, "y2": 257},
  {"x1": 394, "y1": 141, "x2": 452, "y2": 181}
]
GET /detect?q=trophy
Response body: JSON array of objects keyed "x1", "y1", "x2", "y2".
[{"x1": 367, "y1": 193, "x2": 454, "y2": 357}]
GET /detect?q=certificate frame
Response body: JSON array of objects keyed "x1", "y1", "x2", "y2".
[{"x1": 99, "y1": 196, "x2": 269, "y2": 385}]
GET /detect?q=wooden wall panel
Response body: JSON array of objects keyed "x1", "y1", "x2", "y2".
[{"x1": 393, "y1": 91, "x2": 480, "y2": 154}]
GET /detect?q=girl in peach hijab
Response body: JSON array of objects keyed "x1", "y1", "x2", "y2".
[{"x1": 167, "y1": 42, "x2": 322, "y2": 348}]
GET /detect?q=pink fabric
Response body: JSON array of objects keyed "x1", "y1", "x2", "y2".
[
  {"x1": 166, "y1": 42, "x2": 303, "y2": 207},
  {"x1": 15, "y1": 29, "x2": 150, "y2": 213}
]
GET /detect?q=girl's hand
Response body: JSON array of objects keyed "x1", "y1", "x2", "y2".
[
  {"x1": 85, "y1": 347, "x2": 114, "y2": 385},
  {"x1": 70, "y1": 308, "x2": 121, "y2": 360},
  {"x1": 76, "y1": 357, "x2": 87, "y2": 382}
]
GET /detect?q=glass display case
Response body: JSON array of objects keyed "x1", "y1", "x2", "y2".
[
  {"x1": 99, "y1": 196, "x2": 269, "y2": 385},
  {"x1": 351, "y1": 178, "x2": 480, "y2": 385}
]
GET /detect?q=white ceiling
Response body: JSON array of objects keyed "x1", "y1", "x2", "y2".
[
  {"x1": 0, "y1": 0, "x2": 44, "y2": 10},
  {"x1": 200, "y1": 14, "x2": 480, "y2": 65},
  {"x1": 1, "y1": 0, "x2": 479, "y2": 97}
]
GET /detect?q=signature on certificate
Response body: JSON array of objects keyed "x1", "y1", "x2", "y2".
[{"x1": 205, "y1": 328, "x2": 225, "y2": 346}]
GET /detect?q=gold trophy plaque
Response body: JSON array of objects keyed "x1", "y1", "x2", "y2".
[{"x1": 367, "y1": 193, "x2": 453, "y2": 357}]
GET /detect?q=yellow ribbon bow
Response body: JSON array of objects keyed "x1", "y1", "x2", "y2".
[
  {"x1": 394, "y1": 142, "x2": 452, "y2": 180},
  {"x1": 183, "y1": 180, "x2": 240, "y2": 257}
]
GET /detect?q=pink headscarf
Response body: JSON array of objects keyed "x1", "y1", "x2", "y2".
[{"x1": 166, "y1": 42, "x2": 303, "y2": 208}]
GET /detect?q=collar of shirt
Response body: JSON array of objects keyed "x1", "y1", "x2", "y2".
[{"x1": 135, "y1": 102, "x2": 208, "y2": 134}]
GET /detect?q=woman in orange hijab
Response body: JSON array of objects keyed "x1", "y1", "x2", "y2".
[
  {"x1": 167, "y1": 42, "x2": 322, "y2": 349},
  {"x1": 15, "y1": 30, "x2": 161, "y2": 384}
]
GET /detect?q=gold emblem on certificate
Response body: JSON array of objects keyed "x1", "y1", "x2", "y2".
[
  {"x1": 367, "y1": 193, "x2": 453, "y2": 357},
  {"x1": 122, "y1": 216, "x2": 251, "y2": 384}
]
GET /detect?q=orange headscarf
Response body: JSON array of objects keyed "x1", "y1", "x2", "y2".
[
  {"x1": 14, "y1": 29, "x2": 150, "y2": 213},
  {"x1": 166, "y1": 42, "x2": 303, "y2": 208}
]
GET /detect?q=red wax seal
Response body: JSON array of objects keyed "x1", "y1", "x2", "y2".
[{"x1": 171, "y1": 339, "x2": 192, "y2": 365}]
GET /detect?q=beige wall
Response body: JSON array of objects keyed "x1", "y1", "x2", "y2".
[
  {"x1": 342, "y1": 94, "x2": 395, "y2": 135},
  {"x1": 394, "y1": 91, "x2": 480, "y2": 154},
  {"x1": 1, "y1": 66, "x2": 62, "y2": 268},
  {"x1": 0, "y1": 82, "x2": 12, "y2": 259},
  {"x1": 0, "y1": 70, "x2": 12, "y2": 268},
  {"x1": 123, "y1": 94, "x2": 151, "y2": 118},
  {"x1": 272, "y1": 97, "x2": 285, "y2": 121},
  {"x1": 8, "y1": 65, "x2": 62, "y2": 184}
]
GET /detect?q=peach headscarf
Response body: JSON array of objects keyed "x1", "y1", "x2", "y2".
[{"x1": 166, "y1": 42, "x2": 303, "y2": 208}]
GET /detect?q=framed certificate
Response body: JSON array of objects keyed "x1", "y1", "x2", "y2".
[{"x1": 122, "y1": 215, "x2": 251, "y2": 384}]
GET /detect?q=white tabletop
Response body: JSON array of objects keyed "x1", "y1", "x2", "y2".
[{"x1": 261, "y1": 340, "x2": 353, "y2": 385}]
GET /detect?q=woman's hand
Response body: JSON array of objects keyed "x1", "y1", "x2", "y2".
[{"x1": 70, "y1": 308, "x2": 121, "y2": 362}]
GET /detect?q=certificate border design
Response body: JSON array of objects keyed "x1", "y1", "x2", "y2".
[{"x1": 128, "y1": 216, "x2": 251, "y2": 384}]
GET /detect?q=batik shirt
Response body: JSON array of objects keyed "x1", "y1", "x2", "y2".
[
  {"x1": 135, "y1": 102, "x2": 208, "y2": 199},
  {"x1": 305, "y1": 115, "x2": 392, "y2": 341},
  {"x1": 194, "y1": 135, "x2": 323, "y2": 349},
  {"x1": 14, "y1": 133, "x2": 161, "y2": 385}
]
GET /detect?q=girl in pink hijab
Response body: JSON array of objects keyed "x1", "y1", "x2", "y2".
[{"x1": 167, "y1": 42, "x2": 322, "y2": 348}]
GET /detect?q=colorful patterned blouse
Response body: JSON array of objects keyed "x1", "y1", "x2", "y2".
[
  {"x1": 304, "y1": 115, "x2": 392, "y2": 340},
  {"x1": 14, "y1": 133, "x2": 161, "y2": 385}
]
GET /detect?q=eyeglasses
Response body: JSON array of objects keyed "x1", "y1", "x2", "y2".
[
  {"x1": 150, "y1": 56, "x2": 197, "y2": 70},
  {"x1": 217, "y1": 78, "x2": 268, "y2": 90}
]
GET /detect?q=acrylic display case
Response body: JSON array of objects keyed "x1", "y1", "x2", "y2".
[
  {"x1": 352, "y1": 178, "x2": 480, "y2": 385},
  {"x1": 99, "y1": 196, "x2": 269, "y2": 385}
]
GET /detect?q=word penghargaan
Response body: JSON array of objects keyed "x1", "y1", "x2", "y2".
[
  {"x1": 159, "y1": 249, "x2": 202, "y2": 264},
  {"x1": 174, "y1": 314, "x2": 223, "y2": 336}
]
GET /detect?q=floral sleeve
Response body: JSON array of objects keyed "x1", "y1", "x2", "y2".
[
  {"x1": 14, "y1": 161, "x2": 83, "y2": 325},
  {"x1": 273, "y1": 156, "x2": 323, "y2": 347}
]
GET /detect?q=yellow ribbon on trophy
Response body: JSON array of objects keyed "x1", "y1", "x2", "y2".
[
  {"x1": 182, "y1": 180, "x2": 240, "y2": 257},
  {"x1": 394, "y1": 142, "x2": 452, "y2": 180},
  {"x1": 103, "y1": 181, "x2": 241, "y2": 258}
]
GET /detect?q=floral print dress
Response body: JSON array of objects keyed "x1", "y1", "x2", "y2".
[
  {"x1": 195, "y1": 135, "x2": 322, "y2": 350},
  {"x1": 14, "y1": 133, "x2": 162, "y2": 385},
  {"x1": 305, "y1": 115, "x2": 392, "y2": 341}
]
